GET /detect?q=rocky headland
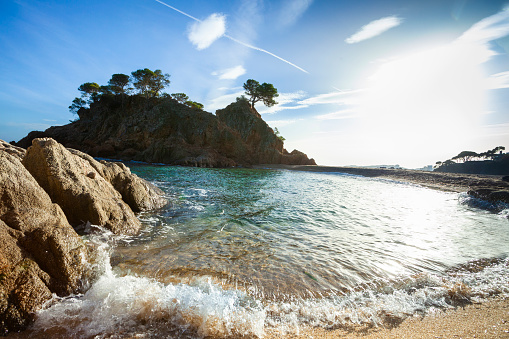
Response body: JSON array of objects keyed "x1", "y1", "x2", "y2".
[
  {"x1": 0, "y1": 138, "x2": 166, "y2": 334},
  {"x1": 16, "y1": 96, "x2": 316, "y2": 167}
]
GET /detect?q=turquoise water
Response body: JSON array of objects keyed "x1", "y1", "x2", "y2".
[{"x1": 15, "y1": 166, "x2": 509, "y2": 338}]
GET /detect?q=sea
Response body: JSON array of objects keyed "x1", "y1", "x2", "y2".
[{"x1": 11, "y1": 165, "x2": 509, "y2": 338}]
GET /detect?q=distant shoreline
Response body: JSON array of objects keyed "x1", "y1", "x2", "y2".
[{"x1": 254, "y1": 164, "x2": 509, "y2": 193}]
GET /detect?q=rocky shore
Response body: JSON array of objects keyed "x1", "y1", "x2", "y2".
[{"x1": 0, "y1": 138, "x2": 166, "y2": 334}]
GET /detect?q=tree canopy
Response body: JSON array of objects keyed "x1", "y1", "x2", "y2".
[
  {"x1": 69, "y1": 68, "x2": 207, "y2": 117},
  {"x1": 171, "y1": 93, "x2": 189, "y2": 104},
  {"x1": 131, "y1": 68, "x2": 170, "y2": 98},
  {"x1": 108, "y1": 74, "x2": 130, "y2": 95},
  {"x1": 243, "y1": 79, "x2": 279, "y2": 109}
]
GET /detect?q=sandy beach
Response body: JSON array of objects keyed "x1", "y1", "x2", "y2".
[{"x1": 265, "y1": 298, "x2": 509, "y2": 339}]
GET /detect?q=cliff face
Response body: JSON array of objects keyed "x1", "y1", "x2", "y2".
[{"x1": 17, "y1": 96, "x2": 316, "y2": 167}]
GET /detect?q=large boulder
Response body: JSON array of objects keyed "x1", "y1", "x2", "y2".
[
  {"x1": 0, "y1": 151, "x2": 87, "y2": 333},
  {"x1": 67, "y1": 148, "x2": 167, "y2": 212},
  {"x1": 22, "y1": 138, "x2": 141, "y2": 235}
]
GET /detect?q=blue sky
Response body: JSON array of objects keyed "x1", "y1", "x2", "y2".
[{"x1": 1, "y1": 0, "x2": 509, "y2": 168}]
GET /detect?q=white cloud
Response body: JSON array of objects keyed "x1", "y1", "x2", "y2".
[
  {"x1": 257, "y1": 91, "x2": 308, "y2": 114},
  {"x1": 345, "y1": 16, "x2": 402, "y2": 44},
  {"x1": 212, "y1": 65, "x2": 246, "y2": 80},
  {"x1": 188, "y1": 13, "x2": 226, "y2": 50},
  {"x1": 487, "y1": 71, "x2": 509, "y2": 89},
  {"x1": 278, "y1": 0, "x2": 313, "y2": 28}
]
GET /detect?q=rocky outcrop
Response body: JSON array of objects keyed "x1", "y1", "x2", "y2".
[
  {"x1": 67, "y1": 149, "x2": 167, "y2": 213},
  {"x1": 468, "y1": 188, "x2": 509, "y2": 205},
  {"x1": 216, "y1": 101, "x2": 316, "y2": 166},
  {"x1": 16, "y1": 96, "x2": 316, "y2": 167},
  {"x1": 22, "y1": 138, "x2": 145, "y2": 235},
  {"x1": 0, "y1": 151, "x2": 87, "y2": 333},
  {"x1": 0, "y1": 138, "x2": 167, "y2": 334}
]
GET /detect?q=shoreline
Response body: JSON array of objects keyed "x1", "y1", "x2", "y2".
[
  {"x1": 254, "y1": 164, "x2": 509, "y2": 193},
  {"x1": 265, "y1": 297, "x2": 509, "y2": 338},
  {"x1": 259, "y1": 164, "x2": 509, "y2": 338}
]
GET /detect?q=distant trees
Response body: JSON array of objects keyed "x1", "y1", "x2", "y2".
[
  {"x1": 69, "y1": 68, "x2": 205, "y2": 117},
  {"x1": 243, "y1": 79, "x2": 279, "y2": 109},
  {"x1": 434, "y1": 146, "x2": 506, "y2": 170}
]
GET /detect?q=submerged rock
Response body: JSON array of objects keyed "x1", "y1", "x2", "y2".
[
  {"x1": 22, "y1": 138, "x2": 142, "y2": 235},
  {"x1": 0, "y1": 151, "x2": 87, "y2": 333}
]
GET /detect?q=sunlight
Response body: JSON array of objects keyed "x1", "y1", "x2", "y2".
[{"x1": 356, "y1": 42, "x2": 487, "y2": 164}]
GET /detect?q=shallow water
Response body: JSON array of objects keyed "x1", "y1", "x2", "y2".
[{"x1": 12, "y1": 166, "x2": 509, "y2": 338}]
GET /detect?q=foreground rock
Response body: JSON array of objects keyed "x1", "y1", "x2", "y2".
[
  {"x1": 16, "y1": 97, "x2": 316, "y2": 167},
  {"x1": 0, "y1": 152, "x2": 87, "y2": 333},
  {"x1": 23, "y1": 138, "x2": 142, "y2": 235},
  {"x1": 0, "y1": 138, "x2": 167, "y2": 334},
  {"x1": 67, "y1": 148, "x2": 167, "y2": 213}
]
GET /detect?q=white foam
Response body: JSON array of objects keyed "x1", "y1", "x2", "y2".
[{"x1": 33, "y1": 231, "x2": 266, "y2": 338}]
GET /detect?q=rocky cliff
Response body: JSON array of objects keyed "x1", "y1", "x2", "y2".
[
  {"x1": 16, "y1": 96, "x2": 316, "y2": 167},
  {"x1": 0, "y1": 138, "x2": 166, "y2": 334}
]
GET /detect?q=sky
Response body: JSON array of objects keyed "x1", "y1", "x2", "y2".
[{"x1": 1, "y1": 0, "x2": 509, "y2": 168}]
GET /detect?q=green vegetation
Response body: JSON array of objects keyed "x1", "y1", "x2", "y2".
[
  {"x1": 243, "y1": 79, "x2": 279, "y2": 109},
  {"x1": 274, "y1": 127, "x2": 285, "y2": 142},
  {"x1": 131, "y1": 68, "x2": 170, "y2": 98},
  {"x1": 69, "y1": 68, "x2": 204, "y2": 117}
]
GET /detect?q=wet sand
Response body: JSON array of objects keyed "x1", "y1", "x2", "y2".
[
  {"x1": 254, "y1": 164, "x2": 509, "y2": 193},
  {"x1": 266, "y1": 298, "x2": 509, "y2": 338}
]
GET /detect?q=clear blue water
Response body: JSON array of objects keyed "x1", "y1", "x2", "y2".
[{"x1": 15, "y1": 166, "x2": 509, "y2": 338}]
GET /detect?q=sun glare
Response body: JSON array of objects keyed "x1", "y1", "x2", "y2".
[{"x1": 356, "y1": 43, "x2": 487, "y2": 165}]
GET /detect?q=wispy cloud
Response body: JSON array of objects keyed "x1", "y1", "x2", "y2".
[
  {"x1": 154, "y1": 0, "x2": 308, "y2": 73},
  {"x1": 257, "y1": 91, "x2": 308, "y2": 114},
  {"x1": 487, "y1": 71, "x2": 509, "y2": 89},
  {"x1": 278, "y1": 0, "x2": 313, "y2": 28},
  {"x1": 188, "y1": 13, "x2": 226, "y2": 50},
  {"x1": 315, "y1": 109, "x2": 356, "y2": 120},
  {"x1": 455, "y1": 6, "x2": 509, "y2": 64},
  {"x1": 211, "y1": 65, "x2": 246, "y2": 80},
  {"x1": 297, "y1": 89, "x2": 365, "y2": 106},
  {"x1": 345, "y1": 16, "x2": 402, "y2": 44}
]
